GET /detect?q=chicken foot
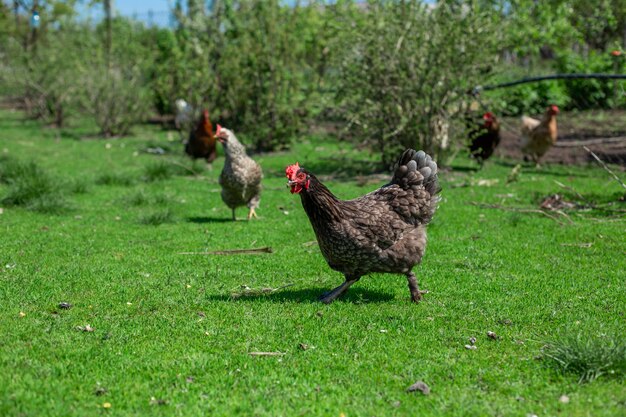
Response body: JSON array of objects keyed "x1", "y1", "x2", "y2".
[
  {"x1": 247, "y1": 207, "x2": 258, "y2": 220},
  {"x1": 318, "y1": 276, "x2": 360, "y2": 304},
  {"x1": 407, "y1": 272, "x2": 427, "y2": 303}
]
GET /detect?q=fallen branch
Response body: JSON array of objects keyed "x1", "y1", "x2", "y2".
[
  {"x1": 248, "y1": 352, "x2": 286, "y2": 356},
  {"x1": 469, "y1": 202, "x2": 565, "y2": 225},
  {"x1": 553, "y1": 180, "x2": 593, "y2": 207},
  {"x1": 583, "y1": 146, "x2": 626, "y2": 191},
  {"x1": 178, "y1": 247, "x2": 273, "y2": 255}
]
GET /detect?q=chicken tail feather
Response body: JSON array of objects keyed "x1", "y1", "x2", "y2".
[{"x1": 392, "y1": 149, "x2": 441, "y2": 197}]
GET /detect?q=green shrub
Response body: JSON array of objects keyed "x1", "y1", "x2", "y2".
[
  {"x1": 485, "y1": 70, "x2": 571, "y2": 116},
  {"x1": 95, "y1": 172, "x2": 135, "y2": 186},
  {"x1": 333, "y1": 1, "x2": 502, "y2": 165},
  {"x1": 0, "y1": 159, "x2": 68, "y2": 213},
  {"x1": 138, "y1": 209, "x2": 174, "y2": 225},
  {"x1": 556, "y1": 51, "x2": 626, "y2": 109},
  {"x1": 543, "y1": 331, "x2": 626, "y2": 383}
]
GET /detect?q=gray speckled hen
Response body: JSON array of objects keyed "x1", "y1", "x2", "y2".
[
  {"x1": 286, "y1": 149, "x2": 440, "y2": 304},
  {"x1": 216, "y1": 125, "x2": 263, "y2": 220}
]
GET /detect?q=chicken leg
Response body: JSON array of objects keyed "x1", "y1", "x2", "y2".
[
  {"x1": 247, "y1": 207, "x2": 258, "y2": 220},
  {"x1": 407, "y1": 272, "x2": 428, "y2": 303},
  {"x1": 231, "y1": 208, "x2": 236, "y2": 221},
  {"x1": 319, "y1": 276, "x2": 360, "y2": 304}
]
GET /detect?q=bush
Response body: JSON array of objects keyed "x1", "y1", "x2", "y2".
[
  {"x1": 543, "y1": 331, "x2": 626, "y2": 383},
  {"x1": 333, "y1": 1, "x2": 502, "y2": 166},
  {"x1": 485, "y1": 68, "x2": 571, "y2": 116},
  {"x1": 0, "y1": 158, "x2": 68, "y2": 213},
  {"x1": 79, "y1": 64, "x2": 153, "y2": 137},
  {"x1": 556, "y1": 50, "x2": 626, "y2": 109},
  {"x1": 138, "y1": 209, "x2": 174, "y2": 225}
]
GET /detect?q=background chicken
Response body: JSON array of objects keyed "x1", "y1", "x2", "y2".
[
  {"x1": 185, "y1": 109, "x2": 217, "y2": 164},
  {"x1": 174, "y1": 99, "x2": 194, "y2": 135},
  {"x1": 521, "y1": 105, "x2": 559, "y2": 166},
  {"x1": 286, "y1": 149, "x2": 440, "y2": 304},
  {"x1": 216, "y1": 125, "x2": 263, "y2": 220},
  {"x1": 466, "y1": 111, "x2": 501, "y2": 166}
]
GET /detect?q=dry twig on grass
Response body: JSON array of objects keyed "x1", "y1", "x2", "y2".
[
  {"x1": 248, "y1": 352, "x2": 286, "y2": 356},
  {"x1": 583, "y1": 146, "x2": 626, "y2": 191},
  {"x1": 178, "y1": 247, "x2": 273, "y2": 255}
]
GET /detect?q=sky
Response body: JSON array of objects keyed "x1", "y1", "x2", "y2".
[{"x1": 113, "y1": 0, "x2": 172, "y2": 26}]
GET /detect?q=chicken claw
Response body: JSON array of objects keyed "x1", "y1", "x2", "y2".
[{"x1": 247, "y1": 208, "x2": 258, "y2": 220}]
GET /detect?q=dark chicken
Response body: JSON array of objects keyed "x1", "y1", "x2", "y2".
[
  {"x1": 286, "y1": 149, "x2": 440, "y2": 304},
  {"x1": 185, "y1": 109, "x2": 217, "y2": 163},
  {"x1": 467, "y1": 112, "x2": 500, "y2": 165}
]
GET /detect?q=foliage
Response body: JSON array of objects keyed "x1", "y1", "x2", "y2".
[
  {"x1": 1, "y1": 0, "x2": 625, "y2": 152},
  {"x1": 0, "y1": 24, "x2": 86, "y2": 126},
  {"x1": 483, "y1": 67, "x2": 571, "y2": 116},
  {"x1": 555, "y1": 50, "x2": 626, "y2": 109},
  {"x1": 335, "y1": 1, "x2": 502, "y2": 165},
  {"x1": 0, "y1": 157, "x2": 68, "y2": 213},
  {"x1": 138, "y1": 208, "x2": 174, "y2": 225},
  {"x1": 79, "y1": 64, "x2": 153, "y2": 137},
  {"x1": 543, "y1": 332, "x2": 626, "y2": 383}
]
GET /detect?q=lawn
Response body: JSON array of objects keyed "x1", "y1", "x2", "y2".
[{"x1": 0, "y1": 109, "x2": 625, "y2": 417}]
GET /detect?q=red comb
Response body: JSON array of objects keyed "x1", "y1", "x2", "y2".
[
  {"x1": 286, "y1": 162, "x2": 300, "y2": 180},
  {"x1": 216, "y1": 124, "x2": 222, "y2": 135}
]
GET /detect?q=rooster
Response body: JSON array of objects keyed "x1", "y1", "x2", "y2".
[
  {"x1": 216, "y1": 125, "x2": 263, "y2": 220},
  {"x1": 466, "y1": 112, "x2": 500, "y2": 166},
  {"x1": 286, "y1": 149, "x2": 440, "y2": 304},
  {"x1": 521, "y1": 105, "x2": 559, "y2": 166},
  {"x1": 185, "y1": 109, "x2": 217, "y2": 164}
]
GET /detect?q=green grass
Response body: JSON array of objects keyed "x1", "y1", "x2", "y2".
[
  {"x1": 0, "y1": 157, "x2": 69, "y2": 213},
  {"x1": 0, "y1": 109, "x2": 625, "y2": 416},
  {"x1": 543, "y1": 332, "x2": 626, "y2": 383}
]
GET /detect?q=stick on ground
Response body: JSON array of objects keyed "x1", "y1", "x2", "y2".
[
  {"x1": 583, "y1": 146, "x2": 626, "y2": 191},
  {"x1": 178, "y1": 247, "x2": 274, "y2": 255}
]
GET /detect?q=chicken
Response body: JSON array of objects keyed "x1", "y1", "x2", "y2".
[
  {"x1": 216, "y1": 125, "x2": 263, "y2": 220},
  {"x1": 466, "y1": 112, "x2": 500, "y2": 166},
  {"x1": 185, "y1": 109, "x2": 217, "y2": 164},
  {"x1": 520, "y1": 105, "x2": 559, "y2": 166},
  {"x1": 286, "y1": 149, "x2": 440, "y2": 304},
  {"x1": 174, "y1": 99, "x2": 194, "y2": 133}
]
